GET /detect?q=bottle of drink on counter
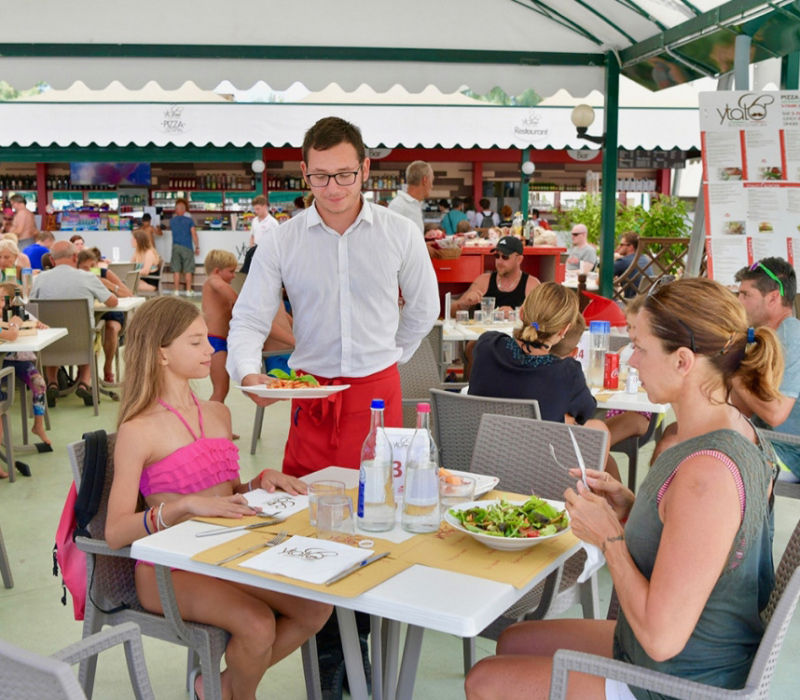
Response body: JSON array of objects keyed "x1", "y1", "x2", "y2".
[
  {"x1": 20, "y1": 267, "x2": 32, "y2": 301},
  {"x1": 512, "y1": 211, "x2": 524, "y2": 239},
  {"x1": 588, "y1": 321, "x2": 610, "y2": 388},
  {"x1": 401, "y1": 403, "x2": 440, "y2": 533},
  {"x1": 357, "y1": 399, "x2": 396, "y2": 532},
  {"x1": 11, "y1": 288, "x2": 27, "y2": 322}
]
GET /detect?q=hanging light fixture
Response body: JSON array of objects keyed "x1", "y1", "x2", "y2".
[{"x1": 571, "y1": 104, "x2": 605, "y2": 146}]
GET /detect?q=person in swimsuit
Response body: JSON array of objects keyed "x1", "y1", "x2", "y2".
[
  {"x1": 466, "y1": 277, "x2": 782, "y2": 700},
  {"x1": 105, "y1": 296, "x2": 331, "y2": 700}
]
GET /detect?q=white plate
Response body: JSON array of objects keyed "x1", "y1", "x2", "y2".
[
  {"x1": 443, "y1": 470, "x2": 499, "y2": 498},
  {"x1": 444, "y1": 499, "x2": 570, "y2": 551},
  {"x1": 236, "y1": 384, "x2": 350, "y2": 399}
]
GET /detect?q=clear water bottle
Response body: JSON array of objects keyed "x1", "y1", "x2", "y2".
[
  {"x1": 357, "y1": 399, "x2": 396, "y2": 532},
  {"x1": 401, "y1": 403, "x2": 440, "y2": 533},
  {"x1": 588, "y1": 321, "x2": 610, "y2": 388},
  {"x1": 20, "y1": 268, "x2": 32, "y2": 301}
]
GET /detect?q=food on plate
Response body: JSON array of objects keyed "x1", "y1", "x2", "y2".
[
  {"x1": 724, "y1": 221, "x2": 745, "y2": 235},
  {"x1": 266, "y1": 368, "x2": 321, "y2": 389},
  {"x1": 449, "y1": 496, "x2": 569, "y2": 538},
  {"x1": 759, "y1": 166, "x2": 783, "y2": 181},
  {"x1": 719, "y1": 167, "x2": 742, "y2": 181},
  {"x1": 758, "y1": 221, "x2": 774, "y2": 233},
  {"x1": 439, "y1": 467, "x2": 464, "y2": 485}
]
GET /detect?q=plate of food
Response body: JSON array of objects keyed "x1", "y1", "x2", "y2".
[
  {"x1": 444, "y1": 496, "x2": 571, "y2": 551},
  {"x1": 236, "y1": 369, "x2": 350, "y2": 399},
  {"x1": 439, "y1": 468, "x2": 500, "y2": 498}
]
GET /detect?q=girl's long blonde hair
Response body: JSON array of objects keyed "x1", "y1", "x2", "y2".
[
  {"x1": 117, "y1": 297, "x2": 200, "y2": 427},
  {"x1": 132, "y1": 229, "x2": 158, "y2": 258}
]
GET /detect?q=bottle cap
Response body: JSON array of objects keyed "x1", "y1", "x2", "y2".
[
  {"x1": 589, "y1": 321, "x2": 611, "y2": 333},
  {"x1": 370, "y1": 399, "x2": 385, "y2": 410},
  {"x1": 416, "y1": 403, "x2": 431, "y2": 413}
]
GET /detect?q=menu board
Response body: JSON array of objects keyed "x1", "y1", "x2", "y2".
[
  {"x1": 617, "y1": 149, "x2": 687, "y2": 169},
  {"x1": 699, "y1": 90, "x2": 800, "y2": 285}
]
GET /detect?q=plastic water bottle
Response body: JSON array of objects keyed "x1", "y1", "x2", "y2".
[
  {"x1": 357, "y1": 399, "x2": 396, "y2": 532},
  {"x1": 20, "y1": 268, "x2": 32, "y2": 301},
  {"x1": 588, "y1": 321, "x2": 610, "y2": 388},
  {"x1": 401, "y1": 403, "x2": 440, "y2": 533}
]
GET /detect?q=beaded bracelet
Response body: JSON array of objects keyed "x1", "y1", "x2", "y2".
[
  {"x1": 157, "y1": 502, "x2": 170, "y2": 531},
  {"x1": 143, "y1": 508, "x2": 152, "y2": 535}
]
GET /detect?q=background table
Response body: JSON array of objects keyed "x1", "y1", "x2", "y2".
[
  {"x1": 94, "y1": 296, "x2": 146, "y2": 314},
  {"x1": 132, "y1": 467, "x2": 581, "y2": 700}
]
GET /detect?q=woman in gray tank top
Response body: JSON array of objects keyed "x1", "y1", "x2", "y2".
[{"x1": 466, "y1": 277, "x2": 783, "y2": 700}]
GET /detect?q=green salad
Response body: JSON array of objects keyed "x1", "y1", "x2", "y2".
[
  {"x1": 449, "y1": 496, "x2": 569, "y2": 538},
  {"x1": 266, "y1": 368, "x2": 320, "y2": 387}
]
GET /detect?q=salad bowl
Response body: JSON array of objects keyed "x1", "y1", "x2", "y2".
[{"x1": 444, "y1": 498, "x2": 570, "y2": 551}]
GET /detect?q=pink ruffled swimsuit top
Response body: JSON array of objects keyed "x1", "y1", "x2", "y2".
[{"x1": 139, "y1": 394, "x2": 240, "y2": 498}]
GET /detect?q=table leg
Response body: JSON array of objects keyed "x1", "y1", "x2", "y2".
[
  {"x1": 382, "y1": 620, "x2": 401, "y2": 700},
  {"x1": 395, "y1": 624, "x2": 424, "y2": 700},
  {"x1": 335, "y1": 607, "x2": 368, "y2": 699},
  {"x1": 370, "y1": 616, "x2": 384, "y2": 700}
]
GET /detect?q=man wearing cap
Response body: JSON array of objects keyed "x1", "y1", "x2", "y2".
[
  {"x1": 566, "y1": 223, "x2": 597, "y2": 273},
  {"x1": 450, "y1": 235, "x2": 539, "y2": 317}
]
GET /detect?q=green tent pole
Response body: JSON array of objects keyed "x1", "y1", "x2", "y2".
[
  {"x1": 599, "y1": 51, "x2": 620, "y2": 298},
  {"x1": 520, "y1": 147, "x2": 531, "y2": 221},
  {"x1": 782, "y1": 53, "x2": 800, "y2": 90}
]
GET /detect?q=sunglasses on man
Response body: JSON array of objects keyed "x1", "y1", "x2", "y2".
[{"x1": 492, "y1": 252, "x2": 511, "y2": 260}]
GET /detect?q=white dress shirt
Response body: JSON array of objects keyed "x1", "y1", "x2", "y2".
[
  {"x1": 387, "y1": 190, "x2": 424, "y2": 233},
  {"x1": 250, "y1": 213, "x2": 281, "y2": 246},
  {"x1": 227, "y1": 198, "x2": 439, "y2": 381}
]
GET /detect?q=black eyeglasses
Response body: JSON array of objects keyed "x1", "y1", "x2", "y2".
[
  {"x1": 646, "y1": 275, "x2": 697, "y2": 353},
  {"x1": 749, "y1": 260, "x2": 784, "y2": 296},
  {"x1": 305, "y1": 165, "x2": 362, "y2": 188},
  {"x1": 492, "y1": 253, "x2": 511, "y2": 260}
]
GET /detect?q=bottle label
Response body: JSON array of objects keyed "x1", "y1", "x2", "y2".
[{"x1": 357, "y1": 465, "x2": 366, "y2": 518}]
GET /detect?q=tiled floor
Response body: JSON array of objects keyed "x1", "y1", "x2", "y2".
[{"x1": 0, "y1": 355, "x2": 798, "y2": 699}]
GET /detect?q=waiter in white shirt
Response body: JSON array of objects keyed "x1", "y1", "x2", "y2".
[
  {"x1": 248, "y1": 194, "x2": 281, "y2": 247},
  {"x1": 228, "y1": 116, "x2": 439, "y2": 478},
  {"x1": 387, "y1": 160, "x2": 433, "y2": 233}
]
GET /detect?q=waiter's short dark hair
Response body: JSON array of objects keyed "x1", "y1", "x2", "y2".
[{"x1": 302, "y1": 117, "x2": 366, "y2": 164}]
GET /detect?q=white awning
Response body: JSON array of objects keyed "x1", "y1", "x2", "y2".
[{"x1": 0, "y1": 101, "x2": 700, "y2": 151}]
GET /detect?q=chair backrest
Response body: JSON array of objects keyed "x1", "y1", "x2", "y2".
[
  {"x1": 743, "y1": 518, "x2": 800, "y2": 698},
  {"x1": 399, "y1": 337, "x2": 442, "y2": 427},
  {"x1": 124, "y1": 270, "x2": 140, "y2": 293},
  {"x1": 613, "y1": 237, "x2": 690, "y2": 305},
  {"x1": 35, "y1": 299, "x2": 95, "y2": 367},
  {"x1": 425, "y1": 324, "x2": 445, "y2": 381},
  {"x1": 0, "y1": 638, "x2": 89, "y2": 699},
  {"x1": 430, "y1": 388, "x2": 540, "y2": 471},
  {"x1": 469, "y1": 414, "x2": 607, "y2": 499},
  {"x1": 67, "y1": 434, "x2": 141, "y2": 612},
  {"x1": 0, "y1": 367, "x2": 14, "y2": 416},
  {"x1": 107, "y1": 263, "x2": 136, "y2": 279}
]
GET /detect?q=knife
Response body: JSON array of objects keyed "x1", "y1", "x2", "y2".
[
  {"x1": 567, "y1": 427, "x2": 589, "y2": 489},
  {"x1": 324, "y1": 551, "x2": 390, "y2": 586},
  {"x1": 195, "y1": 519, "x2": 282, "y2": 537}
]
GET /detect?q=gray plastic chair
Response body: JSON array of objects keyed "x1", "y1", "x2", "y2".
[
  {"x1": 35, "y1": 299, "x2": 100, "y2": 415},
  {"x1": 124, "y1": 270, "x2": 140, "y2": 294},
  {"x1": 0, "y1": 622, "x2": 154, "y2": 700},
  {"x1": 107, "y1": 262, "x2": 136, "y2": 279},
  {"x1": 0, "y1": 367, "x2": 17, "y2": 482},
  {"x1": 68, "y1": 434, "x2": 322, "y2": 700},
  {"x1": 137, "y1": 259, "x2": 164, "y2": 296},
  {"x1": 399, "y1": 337, "x2": 466, "y2": 428},
  {"x1": 430, "y1": 388, "x2": 540, "y2": 471},
  {"x1": 425, "y1": 323, "x2": 446, "y2": 381},
  {"x1": 610, "y1": 413, "x2": 665, "y2": 492},
  {"x1": 765, "y1": 431, "x2": 800, "y2": 500},
  {"x1": 549, "y1": 516, "x2": 800, "y2": 700},
  {"x1": 461, "y1": 413, "x2": 607, "y2": 673},
  {"x1": 0, "y1": 522, "x2": 13, "y2": 589}
]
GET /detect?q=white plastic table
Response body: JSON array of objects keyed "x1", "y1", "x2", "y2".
[
  {"x1": 132, "y1": 467, "x2": 581, "y2": 700},
  {"x1": 94, "y1": 295, "x2": 146, "y2": 313}
]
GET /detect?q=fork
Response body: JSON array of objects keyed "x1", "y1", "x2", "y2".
[{"x1": 214, "y1": 529, "x2": 289, "y2": 566}]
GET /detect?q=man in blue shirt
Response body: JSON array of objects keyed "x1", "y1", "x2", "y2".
[
  {"x1": 168, "y1": 198, "x2": 199, "y2": 296},
  {"x1": 733, "y1": 257, "x2": 800, "y2": 478},
  {"x1": 22, "y1": 230, "x2": 55, "y2": 270},
  {"x1": 613, "y1": 232, "x2": 648, "y2": 298},
  {"x1": 440, "y1": 196, "x2": 469, "y2": 235}
]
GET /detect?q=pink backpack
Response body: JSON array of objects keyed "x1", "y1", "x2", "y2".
[{"x1": 53, "y1": 483, "x2": 87, "y2": 620}]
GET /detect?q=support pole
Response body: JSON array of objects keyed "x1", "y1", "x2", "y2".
[
  {"x1": 734, "y1": 35, "x2": 751, "y2": 90},
  {"x1": 782, "y1": 52, "x2": 800, "y2": 90},
  {"x1": 520, "y1": 147, "x2": 531, "y2": 220},
  {"x1": 599, "y1": 51, "x2": 620, "y2": 298}
]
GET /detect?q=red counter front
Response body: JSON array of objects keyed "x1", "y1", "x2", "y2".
[{"x1": 433, "y1": 246, "x2": 565, "y2": 315}]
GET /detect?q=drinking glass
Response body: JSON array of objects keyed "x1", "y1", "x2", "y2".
[
  {"x1": 439, "y1": 475, "x2": 476, "y2": 519},
  {"x1": 481, "y1": 297, "x2": 496, "y2": 317},
  {"x1": 473, "y1": 310, "x2": 486, "y2": 324},
  {"x1": 308, "y1": 480, "x2": 346, "y2": 526},
  {"x1": 492, "y1": 309, "x2": 506, "y2": 324},
  {"x1": 455, "y1": 310, "x2": 469, "y2": 325},
  {"x1": 316, "y1": 495, "x2": 355, "y2": 541},
  {"x1": 507, "y1": 308, "x2": 518, "y2": 324}
]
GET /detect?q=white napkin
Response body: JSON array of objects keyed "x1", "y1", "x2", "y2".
[
  {"x1": 240, "y1": 535, "x2": 373, "y2": 585},
  {"x1": 244, "y1": 489, "x2": 309, "y2": 519},
  {"x1": 577, "y1": 542, "x2": 606, "y2": 583}
]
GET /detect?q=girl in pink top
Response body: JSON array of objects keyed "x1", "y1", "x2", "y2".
[{"x1": 105, "y1": 297, "x2": 331, "y2": 700}]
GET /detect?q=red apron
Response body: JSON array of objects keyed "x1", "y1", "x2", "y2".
[{"x1": 282, "y1": 364, "x2": 402, "y2": 478}]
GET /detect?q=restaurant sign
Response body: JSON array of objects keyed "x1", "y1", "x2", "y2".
[
  {"x1": 512, "y1": 109, "x2": 551, "y2": 145},
  {"x1": 366, "y1": 148, "x2": 392, "y2": 160}
]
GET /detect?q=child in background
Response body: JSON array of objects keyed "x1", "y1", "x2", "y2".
[
  {"x1": 0, "y1": 282, "x2": 50, "y2": 478},
  {"x1": 201, "y1": 250, "x2": 239, "y2": 404}
]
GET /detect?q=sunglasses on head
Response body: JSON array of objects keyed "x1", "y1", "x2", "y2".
[
  {"x1": 492, "y1": 252, "x2": 511, "y2": 260},
  {"x1": 749, "y1": 260, "x2": 784, "y2": 296},
  {"x1": 646, "y1": 275, "x2": 697, "y2": 353}
]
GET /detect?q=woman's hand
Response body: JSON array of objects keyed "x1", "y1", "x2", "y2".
[
  {"x1": 184, "y1": 493, "x2": 257, "y2": 519},
  {"x1": 564, "y1": 480, "x2": 624, "y2": 548},
  {"x1": 569, "y1": 468, "x2": 634, "y2": 522},
  {"x1": 259, "y1": 469, "x2": 308, "y2": 496}
]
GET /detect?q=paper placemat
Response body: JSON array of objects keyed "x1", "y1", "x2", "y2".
[{"x1": 192, "y1": 531, "x2": 411, "y2": 597}]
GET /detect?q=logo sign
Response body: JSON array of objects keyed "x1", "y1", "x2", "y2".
[
  {"x1": 716, "y1": 93, "x2": 775, "y2": 125},
  {"x1": 366, "y1": 148, "x2": 392, "y2": 159},
  {"x1": 513, "y1": 109, "x2": 550, "y2": 143},
  {"x1": 567, "y1": 149, "x2": 601, "y2": 162},
  {"x1": 159, "y1": 104, "x2": 188, "y2": 134}
]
